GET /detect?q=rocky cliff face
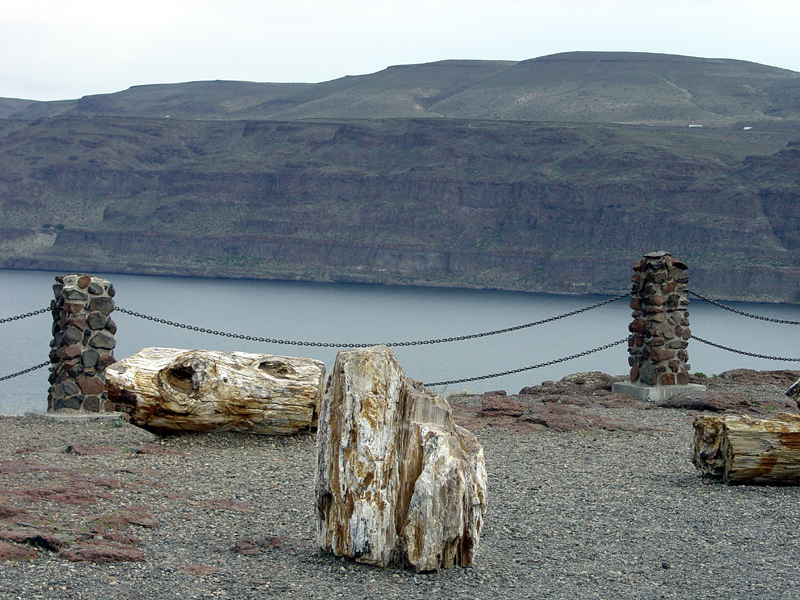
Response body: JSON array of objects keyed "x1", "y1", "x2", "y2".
[{"x1": 1, "y1": 116, "x2": 798, "y2": 302}]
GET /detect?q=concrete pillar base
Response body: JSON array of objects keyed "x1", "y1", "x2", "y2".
[{"x1": 612, "y1": 382, "x2": 706, "y2": 403}]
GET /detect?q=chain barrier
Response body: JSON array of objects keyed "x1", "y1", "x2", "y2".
[
  {"x1": 5, "y1": 290, "x2": 795, "y2": 387},
  {"x1": 691, "y1": 335, "x2": 800, "y2": 362},
  {"x1": 687, "y1": 290, "x2": 800, "y2": 325},
  {"x1": 424, "y1": 337, "x2": 629, "y2": 387},
  {"x1": 0, "y1": 361, "x2": 50, "y2": 382},
  {"x1": 116, "y1": 292, "x2": 631, "y2": 349},
  {"x1": 0, "y1": 308, "x2": 49, "y2": 325}
]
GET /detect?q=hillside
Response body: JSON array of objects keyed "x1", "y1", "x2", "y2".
[
  {"x1": 1, "y1": 52, "x2": 799, "y2": 302},
  {"x1": 5, "y1": 52, "x2": 800, "y2": 126}
]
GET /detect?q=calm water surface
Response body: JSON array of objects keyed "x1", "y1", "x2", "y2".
[{"x1": 1, "y1": 269, "x2": 797, "y2": 415}]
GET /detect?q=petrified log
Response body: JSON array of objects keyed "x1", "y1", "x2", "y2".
[
  {"x1": 105, "y1": 347, "x2": 325, "y2": 435},
  {"x1": 692, "y1": 413, "x2": 800, "y2": 484},
  {"x1": 787, "y1": 379, "x2": 800, "y2": 405},
  {"x1": 315, "y1": 345, "x2": 486, "y2": 572}
]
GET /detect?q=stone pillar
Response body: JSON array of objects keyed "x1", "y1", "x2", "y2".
[
  {"x1": 612, "y1": 251, "x2": 705, "y2": 401},
  {"x1": 48, "y1": 274, "x2": 117, "y2": 412}
]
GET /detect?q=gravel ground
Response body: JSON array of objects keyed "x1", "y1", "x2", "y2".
[{"x1": 1, "y1": 372, "x2": 799, "y2": 600}]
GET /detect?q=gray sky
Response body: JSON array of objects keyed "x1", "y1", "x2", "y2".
[{"x1": 3, "y1": 0, "x2": 799, "y2": 101}]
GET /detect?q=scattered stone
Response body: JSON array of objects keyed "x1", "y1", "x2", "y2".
[
  {"x1": 0, "y1": 504, "x2": 26, "y2": 519},
  {"x1": 89, "y1": 527, "x2": 141, "y2": 545},
  {"x1": 182, "y1": 564, "x2": 220, "y2": 575},
  {"x1": 65, "y1": 444, "x2": 117, "y2": 456},
  {"x1": 0, "y1": 529, "x2": 66, "y2": 551},
  {"x1": 661, "y1": 391, "x2": 773, "y2": 414},
  {"x1": 520, "y1": 372, "x2": 623, "y2": 397},
  {"x1": 0, "y1": 459, "x2": 68, "y2": 475},
  {"x1": 480, "y1": 394, "x2": 526, "y2": 417},
  {"x1": 59, "y1": 544, "x2": 146, "y2": 563},
  {"x1": 48, "y1": 490, "x2": 101, "y2": 506},
  {"x1": 232, "y1": 537, "x2": 262, "y2": 555},
  {"x1": 70, "y1": 474, "x2": 122, "y2": 489},
  {"x1": 452, "y1": 375, "x2": 658, "y2": 433},
  {"x1": 134, "y1": 444, "x2": 190, "y2": 457},
  {"x1": 232, "y1": 535, "x2": 292, "y2": 555},
  {"x1": 0, "y1": 540, "x2": 37, "y2": 561},
  {"x1": 13, "y1": 447, "x2": 48, "y2": 455},
  {"x1": 206, "y1": 498, "x2": 254, "y2": 513},
  {"x1": 106, "y1": 347, "x2": 326, "y2": 435},
  {"x1": 519, "y1": 404, "x2": 652, "y2": 433},
  {"x1": 94, "y1": 506, "x2": 158, "y2": 529},
  {"x1": 718, "y1": 369, "x2": 800, "y2": 386}
]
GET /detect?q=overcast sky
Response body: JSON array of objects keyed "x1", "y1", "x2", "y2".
[{"x1": 3, "y1": 0, "x2": 799, "y2": 101}]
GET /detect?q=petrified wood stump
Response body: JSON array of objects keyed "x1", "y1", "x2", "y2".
[
  {"x1": 787, "y1": 379, "x2": 800, "y2": 406},
  {"x1": 315, "y1": 345, "x2": 486, "y2": 572},
  {"x1": 692, "y1": 413, "x2": 800, "y2": 484},
  {"x1": 105, "y1": 347, "x2": 325, "y2": 435}
]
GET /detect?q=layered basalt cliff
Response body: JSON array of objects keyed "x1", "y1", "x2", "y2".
[{"x1": 1, "y1": 113, "x2": 799, "y2": 302}]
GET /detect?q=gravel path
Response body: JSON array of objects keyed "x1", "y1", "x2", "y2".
[{"x1": 1, "y1": 371, "x2": 799, "y2": 600}]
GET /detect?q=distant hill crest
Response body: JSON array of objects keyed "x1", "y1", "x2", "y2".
[{"x1": 3, "y1": 51, "x2": 799, "y2": 125}]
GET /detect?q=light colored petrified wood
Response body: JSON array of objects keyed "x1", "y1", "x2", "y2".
[
  {"x1": 315, "y1": 345, "x2": 486, "y2": 572},
  {"x1": 787, "y1": 379, "x2": 800, "y2": 405},
  {"x1": 105, "y1": 347, "x2": 325, "y2": 435},
  {"x1": 692, "y1": 412, "x2": 800, "y2": 484}
]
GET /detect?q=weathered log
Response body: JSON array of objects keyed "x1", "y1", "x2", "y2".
[
  {"x1": 315, "y1": 345, "x2": 486, "y2": 572},
  {"x1": 787, "y1": 379, "x2": 800, "y2": 405},
  {"x1": 105, "y1": 347, "x2": 325, "y2": 435},
  {"x1": 692, "y1": 412, "x2": 800, "y2": 484}
]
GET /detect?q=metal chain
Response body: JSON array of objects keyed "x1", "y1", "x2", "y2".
[
  {"x1": 0, "y1": 361, "x2": 50, "y2": 382},
  {"x1": 0, "y1": 308, "x2": 49, "y2": 325},
  {"x1": 116, "y1": 292, "x2": 631, "y2": 349},
  {"x1": 691, "y1": 335, "x2": 800, "y2": 362},
  {"x1": 688, "y1": 290, "x2": 800, "y2": 325},
  {"x1": 424, "y1": 337, "x2": 629, "y2": 387}
]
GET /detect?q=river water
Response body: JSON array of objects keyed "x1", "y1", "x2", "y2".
[{"x1": 1, "y1": 269, "x2": 797, "y2": 415}]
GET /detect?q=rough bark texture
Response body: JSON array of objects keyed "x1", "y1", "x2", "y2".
[
  {"x1": 105, "y1": 347, "x2": 325, "y2": 435},
  {"x1": 315, "y1": 345, "x2": 486, "y2": 572},
  {"x1": 787, "y1": 379, "x2": 800, "y2": 405},
  {"x1": 692, "y1": 413, "x2": 800, "y2": 484}
]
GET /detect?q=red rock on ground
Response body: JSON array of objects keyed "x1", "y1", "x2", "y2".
[
  {"x1": 0, "y1": 530, "x2": 65, "y2": 551},
  {"x1": 0, "y1": 540, "x2": 37, "y2": 561},
  {"x1": 0, "y1": 504, "x2": 26, "y2": 519},
  {"x1": 65, "y1": 445, "x2": 118, "y2": 456},
  {"x1": 182, "y1": 564, "x2": 220, "y2": 575},
  {"x1": 207, "y1": 498, "x2": 254, "y2": 513},
  {"x1": 59, "y1": 544, "x2": 146, "y2": 563},
  {"x1": 93, "y1": 505, "x2": 158, "y2": 529}
]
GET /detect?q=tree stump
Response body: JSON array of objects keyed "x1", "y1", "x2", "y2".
[
  {"x1": 105, "y1": 347, "x2": 325, "y2": 435},
  {"x1": 692, "y1": 413, "x2": 800, "y2": 484},
  {"x1": 315, "y1": 345, "x2": 486, "y2": 572}
]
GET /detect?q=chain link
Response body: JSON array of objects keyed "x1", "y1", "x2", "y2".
[
  {"x1": 691, "y1": 335, "x2": 800, "y2": 362},
  {"x1": 424, "y1": 337, "x2": 629, "y2": 387},
  {"x1": 0, "y1": 308, "x2": 50, "y2": 325},
  {"x1": 688, "y1": 290, "x2": 800, "y2": 325},
  {"x1": 117, "y1": 292, "x2": 631, "y2": 349},
  {"x1": 0, "y1": 361, "x2": 50, "y2": 382}
]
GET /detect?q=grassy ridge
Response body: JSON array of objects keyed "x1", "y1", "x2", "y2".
[{"x1": 4, "y1": 52, "x2": 800, "y2": 125}]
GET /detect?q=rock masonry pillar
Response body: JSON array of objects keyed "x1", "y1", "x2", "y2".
[
  {"x1": 48, "y1": 274, "x2": 117, "y2": 412},
  {"x1": 627, "y1": 251, "x2": 692, "y2": 386}
]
